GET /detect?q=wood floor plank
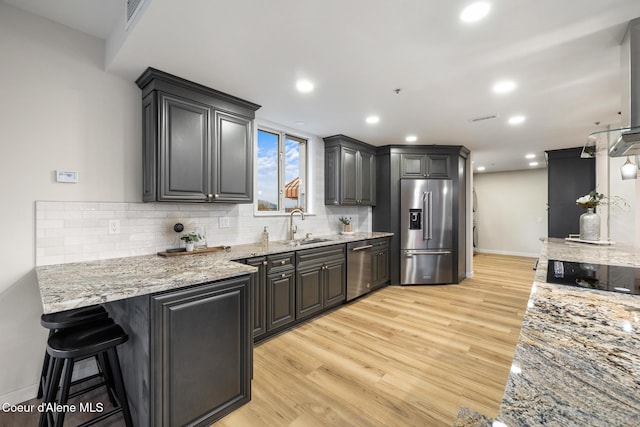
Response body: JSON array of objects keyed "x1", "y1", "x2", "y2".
[{"x1": 215, "y1": 253, "x2": 535, "y2": 427}]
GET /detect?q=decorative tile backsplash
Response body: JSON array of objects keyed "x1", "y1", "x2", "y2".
[{"x1": 35, "y1": 201, "x2": 370, "y2": 266}]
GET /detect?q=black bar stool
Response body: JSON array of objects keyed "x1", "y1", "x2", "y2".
[
  {"x1": 38, "y1": 306, "x2": 109, "y2": 399},
  {"x1": 39, "y1": 318, "x2": 133, "y2": 427}
]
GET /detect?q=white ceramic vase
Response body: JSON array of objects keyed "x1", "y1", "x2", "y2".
[
  {"x1": 579, "y1": 207, "x2": 600, "y2": 241},
  {"x1": 185, "y1": 242, "x2": 195, "y2": 252}
]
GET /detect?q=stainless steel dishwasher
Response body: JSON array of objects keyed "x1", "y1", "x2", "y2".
[{"x1": 347, "y1": 240, "x2": 373, "y2": 301}]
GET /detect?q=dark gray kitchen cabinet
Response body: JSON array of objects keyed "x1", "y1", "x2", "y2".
[
  {"x1": 246, "y1": 257, "x2": 267, "y2": 339},
  {"x1": 136, "y1": 67, "x2": 260, "y2": 203},
  {"x1": 104, "y1": 275, "x2": 252, "y2": 427},
  {"x1": 296, "y1": 245, "x2": 346, "y2": 317},
  {"x1": 324, "y1": 135, "x2": 376, "y2": 206},
  {"x1": 151, "y1": 277, "x2": 251, "y2": 426},
  {"x1": 546, "y1": 147, "x2": 595, "y2": 238},
  {"x1": 371, "y1": 238, "x2": 390, "y2": 289},
  {"x1": 266, "y1": 252, "x2": 296, "y2": 332},
  {"x1": 400, "y1": 153, "x2": 451, "y2": 178}
]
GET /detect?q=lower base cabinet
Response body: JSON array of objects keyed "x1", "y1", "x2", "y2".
[
  {"x1": 371, "y1": 238, "x2": 390, "y2": 289},
  {"x1": 267, "y1": 270, "x2": 296, "y2": 331},
  {"x1": 296, "y1": 245, "x2": 346, "y2": 320},
  {"x1": 105, "y1": 275, "x2": 252, "y2": 427}
]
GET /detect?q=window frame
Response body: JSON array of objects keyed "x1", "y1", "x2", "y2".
[{"x1": 254, "y1": 124, "x2": 310, "y2": 216}]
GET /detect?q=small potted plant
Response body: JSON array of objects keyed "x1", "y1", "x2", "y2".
[
  {"x1": 338, "y1": 216, "x2": 353, "y2": 233},
  {"x1": 180, "y1": 232, "x2": 202, "y2": 252}
]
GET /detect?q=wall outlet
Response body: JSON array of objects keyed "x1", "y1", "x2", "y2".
[
  {"x1": 108, "y1": 219, "x2": 120, "y2": 235},
  {"x1": 219, "y1": 217, "x2": 230, "y2": 228}
]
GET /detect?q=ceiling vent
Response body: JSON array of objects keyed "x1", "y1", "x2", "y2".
[
  {"x1": 127, "y1": 0, "x2": 146, "y2": 26},
  {"x1": 468, "y1": 113, "x2": 498, "y2": 123}
]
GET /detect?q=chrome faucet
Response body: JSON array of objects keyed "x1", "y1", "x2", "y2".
[{"x1": 289, "y1": 208, "x2": 305, "y2": 241}]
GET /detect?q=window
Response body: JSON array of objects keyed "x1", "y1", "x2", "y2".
[{"x1": 256, "y1": 128, "x2": 307, "y2": 213}]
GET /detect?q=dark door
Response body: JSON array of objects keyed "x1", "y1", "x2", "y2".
[
  {"x1": 358, "y1": 150, "x2": 376, "y2": 205},
  {"x1": 296, "y1": 265, "x2": 324, "y2": 319},
  {"x1": 267, "y1": 272, "x2": 295, "y2": 331},
  {"x1": 246, "y1": 257, "x2": 267, "y2": 339},
  {"x1": 546, "y1": 148, "x2": 596, "y2": 238},
  {"x1": 341, "y1": 147, "x2": 358, "y2": 205},
  {"x1": 214, "y1": 112, "x2": 253, "y2": 202},
  {"x1": 151, "y1": 277, "x2": 250, "y2": 426},
  {"x1": 324, "y1": 259, "x2": 346, "y2": 307},
  {"x1": 158, "y1": 93, "x2": 211, "y2": 202}
]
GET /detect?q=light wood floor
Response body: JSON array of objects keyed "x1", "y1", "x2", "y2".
[{"x1": 215, "y1": 253, "x2": 536, "y2": 427}]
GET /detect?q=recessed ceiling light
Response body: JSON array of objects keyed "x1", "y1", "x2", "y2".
[
  {"x1": 294, "y1": 121, "x2": 305, "y2": 126},
  {"x1": 525, "y1": 153, "x2": 536, "y2": 159},
  {"x1": 405, "y1": 135, "x2": 417, "y2": 142},
  {"x1": 508, "y1": 115, "x2": 526, "y2": 125},
  {"x1": 460, "y1": 2, "x2": 491, "y2": 23},
  {"x1": 493, "y1": 80, "x2": 516, "y2": 94},
  {"x1": 529, "y1": 162, "x2": 539, "y2": 167},
  {"x1": 477, "y1": 166, "x2": 486, "y2": 172},
  {"x1": 296, "y1": 79, "x2": 314, "y2": 93},
  {"x1": 366, "y1": 116, "x2": 380, "y2": 124}
]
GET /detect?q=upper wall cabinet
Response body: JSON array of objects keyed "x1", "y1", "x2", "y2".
[
  {"x1": 323, "y1": 135, "x2": 376, "y2": 206},
  {"x1": 136, "y1": 68, "x2": 261, "y2": 203},
  {"x1": 399, "y1": 153, "x2": 451, "y2": 179}
]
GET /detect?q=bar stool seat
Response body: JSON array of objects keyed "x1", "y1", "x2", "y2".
[
  {"x1": 39, "y1": 319, "x2": 133, "y2": 427},
  {"x1": 38, "y1": 306, "x2": 109, "y2": 399}
]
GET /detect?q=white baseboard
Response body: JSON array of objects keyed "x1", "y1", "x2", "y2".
[
  {"x1": 474, "y1": 248, "x2": 539, "y2": 258},
  {"x1": 0, "y1": 357, "x2": 98, "y2": 405},
  {"x1": 466, "y1": 271, "x2": 474, "y2": 278},
  {"x1": 0, "y1": 383, "x2": 38, "y2": 406}
]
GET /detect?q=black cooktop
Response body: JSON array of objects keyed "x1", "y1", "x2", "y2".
[{"x1": 546, "y1": 260, "x2": 640, "y2": 295}]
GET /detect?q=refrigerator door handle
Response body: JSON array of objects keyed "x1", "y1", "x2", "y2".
[
  {"x1": 405, "y1": 250, "x2": 452, "y2": 256},
  {"x1": 426, "y1": 191, "x2": 433, "y2": 240},
  {"x1": 422, "y1": 192, "x2": 430, "y2": 241}
]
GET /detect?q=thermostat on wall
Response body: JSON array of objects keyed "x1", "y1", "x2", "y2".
[{"x1": 56, "y1": 170, "x2": 79, "y2": 183}]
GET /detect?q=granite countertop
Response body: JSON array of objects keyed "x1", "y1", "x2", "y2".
[
  {"x1": 36, "y1": 232, "x2": 393, "y2": 314},
  {"x1": 455, "y1": 238, "x2": 640, "y2": 427}
]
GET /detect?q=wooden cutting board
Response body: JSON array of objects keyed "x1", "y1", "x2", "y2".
[{"x1": 157, "y1": 246, "x2": 230, "y2": 257}]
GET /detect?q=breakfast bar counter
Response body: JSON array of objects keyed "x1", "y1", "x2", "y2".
[{"x1": 456, "y1": 238, "x2": 640, "y2": 426}]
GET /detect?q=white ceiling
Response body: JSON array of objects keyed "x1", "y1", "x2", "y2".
[{"x1": 6, "y1": 0, "x2": 640, "y2": 172}]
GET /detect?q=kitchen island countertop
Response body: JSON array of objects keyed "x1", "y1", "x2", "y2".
[
  {"x1": 456, "y1": 238, "x2": 640, "y2": 426},
  {"x1": 36, "y1": 231, "x2": 393, "y2": 314}
]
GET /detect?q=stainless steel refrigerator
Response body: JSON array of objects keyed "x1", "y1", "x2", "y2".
[{"x1": 400, "y1": 179, "x2": 453, "y2": 285}]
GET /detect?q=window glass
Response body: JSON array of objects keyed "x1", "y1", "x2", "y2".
[
  {"x1": 256, "y1": 128, "x2": 307, "y2": 213},
  {"x1": 257, "y1": 130, "x2": 279, "y2": 211}
]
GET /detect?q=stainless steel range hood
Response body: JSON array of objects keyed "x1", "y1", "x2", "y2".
[{"x1": 610, "y1": 18, "x2": 640, "y2": 157}]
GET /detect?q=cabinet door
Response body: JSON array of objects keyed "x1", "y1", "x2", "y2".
[
  {"x1": 324, "y1": 259, "x2": 346, "y2": 307},
  {"x1": 426, "y1": 155, "x2": 450, "y2": 178},
  {"x1": 341, "y1": 147, "x2": 359, "y2": 205},
  {"x1": 267, "y1": 271, "x2": 296, "y2": 331},
  {"x1": 358, "y1": 150, "x2": 376, "y2": 206},
  {"x1": 324, "y1": 145, "x2": 340, "y2": 205},
  {"x1": 214, "y1": 112, "x2": 253, "y2": 203},
  {"x1": 246, "y1": 257, "x2": 267, "y2": 339},
  {"x1": 158, "y1": 93, "x2": 211, "y2": 201},
  {"x1": 400, "y1": 153, "x2": 426, "y2": 178},
  {"x1": 151, "y1": 277, "x2": 251, "y2": 427},
  {"x1": 296, "y1": 265, "x2": 324, "y2": 319}
]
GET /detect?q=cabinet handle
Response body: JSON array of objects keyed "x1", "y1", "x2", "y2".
[
  {"x1": 281, "y1": 273, "x2": 290, "y2": 279},
  {"x1": 280, "y1": 260, "x2": 286, "y2": 265},
  {"x1": 206, "y1": 194, "x2": 213, "y2": 201},
  {"x1": 214, "y1": 194, "x2": 220, "y2": 199},
  {"x1": 262, "y1": 261, "x2": 268, "y2": 266}
]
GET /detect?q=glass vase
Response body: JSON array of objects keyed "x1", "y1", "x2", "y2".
[{"x1": 579, "y1": 207, "x2": 600, "y2": 241}]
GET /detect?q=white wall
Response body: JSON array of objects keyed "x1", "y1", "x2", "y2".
[
  {"x1": 473, "y1": 169, "x2": 548, "y2": 257},
  {"x1": 0, "y1": 3, "x2": 141, "y2": 404},
  {"x1": 0, "y1": 3, "x2": 370, "y2": 404}
]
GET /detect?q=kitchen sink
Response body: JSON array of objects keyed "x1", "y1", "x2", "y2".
[{"x1": 289, "y1": 238, "x2": 333, "y2": 246}]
